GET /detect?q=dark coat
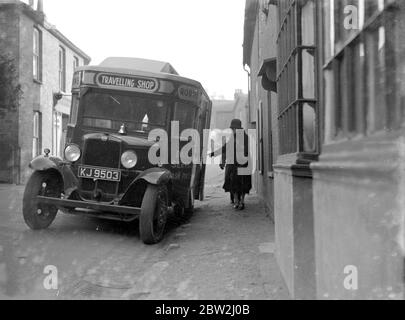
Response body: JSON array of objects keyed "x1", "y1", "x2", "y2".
[{"x1": 213, "y1": 131, "x2": 252, "y2": 195}]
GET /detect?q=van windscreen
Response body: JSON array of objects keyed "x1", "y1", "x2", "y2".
[{"x1": 81, "y1": 91, "x2": 169, "y2": 132}]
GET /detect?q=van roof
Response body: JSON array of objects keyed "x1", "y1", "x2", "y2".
[
  {"x1": 77, "y1": 57, "x2": 208, "y2": 96},
  {"x1": 99, "y1": 57, "x2": 179, "y2": 75}
]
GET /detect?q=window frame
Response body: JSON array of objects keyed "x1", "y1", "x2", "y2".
[
  {"x1": 257, "y1": 101, "x2": 265, "y2": 175},
  {"x1": 33, "y1": 27, "x2": 42, "y2": 82},
  {"x1": 276, "y1": 0, "x2": 319, "y2": 158},
  {"x1": 74, "y1": 56, "x2": 80, "y2": 70},
  {"x1": 267, "y1": 91, "x2": 275, "y2": 176},
  {"x1": 59, "y1": 46, "x2": 66, "y2": 92},
  {"x1": 32, "y1": 111, "x2": 42, "y2": 157},
  {"x1": 323, "y1": 0, "x2": 403, "y2": 142}
]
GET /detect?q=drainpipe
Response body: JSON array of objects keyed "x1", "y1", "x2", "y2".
[{"x1": 243, "y1": 64, "x2": 251, "y2": 126}]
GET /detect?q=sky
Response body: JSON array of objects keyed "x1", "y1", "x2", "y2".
[{"x1": 40, "y1": 0, "x2": 248, "y2": 100}]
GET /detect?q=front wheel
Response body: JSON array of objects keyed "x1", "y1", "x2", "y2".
[
  {"x1": 23, "y1": 171, "x2": 62, "y2": 230},
  {"x1": 139, "y1": 185, "x2": 168, "y2": 245}
]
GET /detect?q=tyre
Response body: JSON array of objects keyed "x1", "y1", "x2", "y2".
[
  {"x1": 23, "y1": 171, "x2": 62, "y2": 230},
  {"x1": 139, "y1": 185, "x2": 168, "y2": 245}
]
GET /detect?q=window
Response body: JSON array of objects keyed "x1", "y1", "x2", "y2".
[
  {"x1": 277, "y1": 0, "x2": 318, "y2": 155},
  {"x1": 53, "y1": 111, "x2": 62, "y2": 157},
  {"x1": 32, "y1": 111, "x2": 41, "y2": 157},
  {"x1": 268, "y1": 91, "x2": 276, "y2": 173},
  {"x1": 33, "y1": 28, "x2": 41, "y2": 81},
  {"x1": 81, "y1": 90, "x2": 169, "y2": 133},
  {"x1": 324, "y1": 0, "x2": 404, "y2": 141},
  {"x1": 74, "y1": 56, "x2": 80, "y2": 70},
  {"x1": 257, "y1": 101, "x2": 264, "y2": 174},
  {"x1": 59, "y1": 46, "x2": 66, "y2": 92}
]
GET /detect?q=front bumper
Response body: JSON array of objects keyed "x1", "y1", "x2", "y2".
[{"x1": 37, "y1": 196, "x2": 141, "y2": 222}]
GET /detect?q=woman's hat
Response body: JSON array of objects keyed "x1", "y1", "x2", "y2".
[{"x1": 230, "y1": 119, "x2": 242, "y2": 129}]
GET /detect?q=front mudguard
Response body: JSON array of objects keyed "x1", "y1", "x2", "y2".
[
  {"x1": 134, "y1": 167, "x2": 172, "y2": 186},
  {"x1": 29, "y1": 156, "x2": 78, "y2": 194},
  {"x1": 119, "y1": 168, "x2": 172, "y2": 206}
]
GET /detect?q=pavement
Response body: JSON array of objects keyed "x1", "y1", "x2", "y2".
[{"x1": 0, "y1": 165, "x2": 289, "y2": 300}]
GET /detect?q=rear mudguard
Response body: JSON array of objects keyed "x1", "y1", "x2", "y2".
[
  {"x1": 119, "y1": 168, "x2": 172, "y2": 206},
  {"x1": 29, "y1": 156, "x2": 78, "y2": 194}
]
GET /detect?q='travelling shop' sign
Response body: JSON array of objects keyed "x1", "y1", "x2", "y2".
[{"x1": 96, "y1": 74, "x2": 158, "y2": 93}]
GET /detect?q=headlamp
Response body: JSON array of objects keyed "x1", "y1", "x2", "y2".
[
  {"x1": 121, "y1": 150, "x2": 138, "y2": 169},
  {"x1": 64, "y1": 144, "x2": 81, "y2": 162}
]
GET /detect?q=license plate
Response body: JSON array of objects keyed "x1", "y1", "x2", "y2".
[{"x1": 78, "y1": 166, "x2": 121, "y2": 182}]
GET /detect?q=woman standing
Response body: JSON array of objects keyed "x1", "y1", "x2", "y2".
[{"x1": 210, "y1": 119, "x2": 252, "y2": 210}]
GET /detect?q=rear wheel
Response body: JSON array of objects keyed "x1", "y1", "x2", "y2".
[
  {"x1": 23, "y1": 171, "x2": 62, "y2": 230},
  {"x1": 139, "y1": 185, "x2": 168, "y2": 245}
]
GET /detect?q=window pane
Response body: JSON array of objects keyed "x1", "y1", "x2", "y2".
[
  {"x1": 334, "y1": 56, "x2": 343, "y2": 135},
  {"x1": 365, "y1": 0, "x2": 380, "y2": 19},
  {"x1": 302, "y1": 103, "x2": 316, "y2": 152},
  {"x1": 33, "y1": 112, "x2": 39, "y2": 138},
  {"x1": 59, "y1": 47, "x2": 66, "y2": 91},
  {"x1": 32, "y1": 112, "x2": 41, "y2": 157},
  {"x1": 353, "y1": 42, "x2": 366, "y2": 134},
  {"x1": 400, "y1": 3, "x2": 405, "y2": 122},
  {"x1": 365, "y1": 26, "x2": 386, "y2": 132},
  {"x1": 82, "y1": 92, "x2": 169, "y2": 129},
  {"x1": 301, "y1": 0, "x2": 315, "y2": 46},
  {"x1": 33, "y1": 56, "x2": 38, "y2": 79},
  {"x1": 74, "y1": 57, "x2": 79, "y2": 70},
  {"x1": 334, "y1": 0, "x2": 344, "y2": 47},
  {"x1": 33, "y1": 29, "x2": 39, "y2": 55},
  {"x1": 323, "y1": 0, "x2": 333, "y2": 62},
  {"x1": 33, "y1": 28, "x2": 40, "y2": 80},
  {"x1": 302, "y1": 49, "x2": 315, "y2": 99}
]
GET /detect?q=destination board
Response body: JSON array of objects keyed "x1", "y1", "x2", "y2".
[
  {"x1": 178, "y1": 85, "x2": 200, "y2": 102},
  {"x1": 96, "y1": 73, "x2": 158, "y2": 92}
]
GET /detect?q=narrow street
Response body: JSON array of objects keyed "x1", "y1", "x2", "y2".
[{"x1": 0, "y1": 164, "x2": 288, "y2": 300}]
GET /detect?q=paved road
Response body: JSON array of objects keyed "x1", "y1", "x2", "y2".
[{"x1": 0, "y1": 165, "x2": 289, "y2": 300}]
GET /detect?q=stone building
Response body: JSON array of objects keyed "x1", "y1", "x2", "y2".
[
  {"x1": 243, "y1": 0, "x2": 405, "y2": 299},
  {"x1": 0, "y1": 0, "x2": 90, "y2": 184},
  {"x1": 210, "y1": 90, "x2": 249, "y2": 130}
]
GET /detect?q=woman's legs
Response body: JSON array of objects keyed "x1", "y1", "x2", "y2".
[
  {"x1": 239, "y1": 193, "x2": 246, "y2": 210},
  {"x1": 233, "y1": 192, "x2": 241, "y2": 209}
]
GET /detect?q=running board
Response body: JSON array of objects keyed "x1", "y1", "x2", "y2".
[{"x1": 36, "y1": 196, "x2": 141, "y2": 215}]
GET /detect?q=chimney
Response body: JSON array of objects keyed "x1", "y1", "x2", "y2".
[
  {"x1": 28, "y1": 0, "x2": 34, "y2": 7},
  {"x1": 37, "y1": 0, "x2": 43, "y2": 13}
]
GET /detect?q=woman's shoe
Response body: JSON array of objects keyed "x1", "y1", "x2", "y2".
[
  {"x1": 234, "y1": 203, "x2": 240, "y2": 210},
  {"x1": 239, "y1": 203, "x2": 245, "y2": 210}
]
